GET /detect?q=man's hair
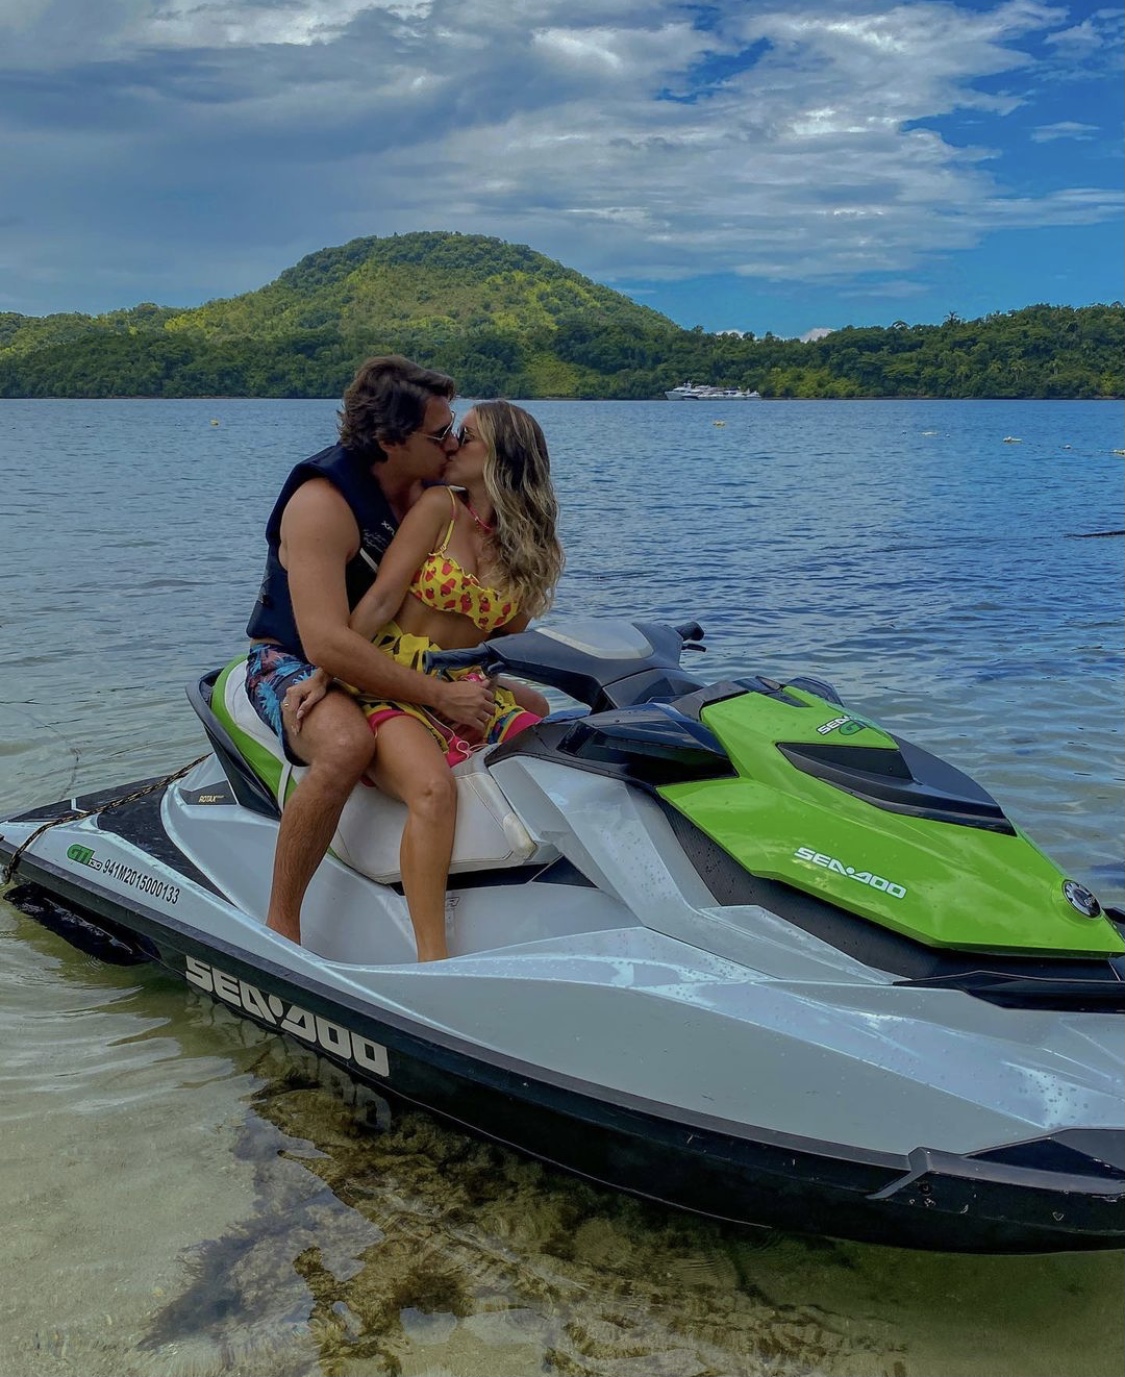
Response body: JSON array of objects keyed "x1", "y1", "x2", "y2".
[{"x1": 338, "y1": 355, "x2": 456, "y2": 460}]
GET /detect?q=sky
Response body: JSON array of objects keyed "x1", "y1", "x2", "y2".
[{"x1": 1, "y1": 0, "x2": 1122, "y2": 339}]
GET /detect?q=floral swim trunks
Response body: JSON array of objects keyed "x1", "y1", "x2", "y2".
[{"x1": 245, "y1": 643, "x2": 317, "y2": 763}]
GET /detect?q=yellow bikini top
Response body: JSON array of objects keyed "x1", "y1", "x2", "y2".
[{"x1": 408, "y1": 489, "x2": 519, "y2": 634}]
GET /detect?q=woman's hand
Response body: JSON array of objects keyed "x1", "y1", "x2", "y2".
[{"x1": 287, "y1": 668, "x2": 332, "y2": 732}]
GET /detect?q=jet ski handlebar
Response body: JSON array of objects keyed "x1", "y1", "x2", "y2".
[
  {"x1": 424, "y1": 620, "x2": 705, "y2": 680},
  {"x1": 422, "y1": 619, "x2": 709, "y2": 710},
  {"x1": 422, "y1": 645, "x2": 503, "y2": 677}
]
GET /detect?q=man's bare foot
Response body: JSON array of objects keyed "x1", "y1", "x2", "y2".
[
  {"x1": 266, "y1": 916, "x2": 301, "y2": 945},
  {"x1": 415, "y1": 938, "x2": 449, "y2": 962}
]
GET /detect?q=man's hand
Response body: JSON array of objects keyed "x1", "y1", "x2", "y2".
[
  {"x1": 286, "y1": 668, "x2": 332, "y2": 733},
  {"x1": 432, "y1": 675, "x2": 494, "y2": 736}
]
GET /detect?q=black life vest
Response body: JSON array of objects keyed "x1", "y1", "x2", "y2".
[{"x1": 245, "y1": 444, "x2": 398, "y2": 659}]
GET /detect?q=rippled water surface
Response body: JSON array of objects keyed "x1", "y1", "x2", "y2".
[{"x1": 1, "y1": 398, "x2": 1123, "y2": 1376}]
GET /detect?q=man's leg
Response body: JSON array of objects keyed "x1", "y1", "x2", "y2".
[
  {"x1": 267, "y1": 690, "x2": 377, "y2": 943},
  {"x1": 364, "y1": 715, "x2": 457, "y2": 962}
]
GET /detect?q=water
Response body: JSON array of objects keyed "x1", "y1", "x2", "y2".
[{"x1": 1, "y1": 398, "x2": 1122, "y2": 1377}]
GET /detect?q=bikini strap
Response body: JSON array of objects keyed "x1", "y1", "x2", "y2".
[{"x1": 433, "y1": 487, "x2": 459, "y2": 555}]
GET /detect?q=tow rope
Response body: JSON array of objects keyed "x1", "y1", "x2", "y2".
[{"x1": 1, "y1": 755, "x2": 208, "y2": 887}]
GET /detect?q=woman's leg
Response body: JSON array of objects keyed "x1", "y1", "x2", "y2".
[
  {"x1": 488, "y1": 683, "x2": 542, "y2": 746},
  {"x1": 502, "y1": 677, "x2": 550, "y2": 720},
  {"x1": 366, "y1": 714, "x2": 457, "y2": 962}
]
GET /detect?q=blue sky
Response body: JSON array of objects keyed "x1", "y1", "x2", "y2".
[{"x1": 1, "y1": 0, "x2": 1121, "y2": 339}]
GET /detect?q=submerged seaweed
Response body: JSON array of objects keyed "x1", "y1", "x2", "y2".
[{"x1": 142, "y1": 1038, "x2": 905, "y2": 1377}]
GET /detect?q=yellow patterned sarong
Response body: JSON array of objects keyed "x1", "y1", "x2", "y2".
[{"x1": 352, "y1": 623, "x2": 537, "y2": 766}]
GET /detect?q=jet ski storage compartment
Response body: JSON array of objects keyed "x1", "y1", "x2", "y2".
[
  {"x1": 662, "y1": 684, "x2": 1125, "y2": 959},
  {"x1": 775, "y1": 736, "x2": 1016, "y2": 833}
]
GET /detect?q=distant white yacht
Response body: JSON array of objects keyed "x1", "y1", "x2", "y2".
[{"x1": 664, "y1": 382, "x2": 760, "y2": 400}]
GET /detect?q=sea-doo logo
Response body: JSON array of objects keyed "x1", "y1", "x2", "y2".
[
  {"x1": 794, "y1": 847, "x2": 906, "y2": 899},
  {"x1": 817, "y1": 716, "x2": 868, "y2": 736},
  {"x1": 184, "y1": 956, "x2": 389, "y2": 1077}
]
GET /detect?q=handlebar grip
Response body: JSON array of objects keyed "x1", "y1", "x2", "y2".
[
  {"x1": 675, "y1": 621, "x2": 706, "y2": 643},
  {"x1": 422, "y1": 645, "x2": 500, "y2": 675}
]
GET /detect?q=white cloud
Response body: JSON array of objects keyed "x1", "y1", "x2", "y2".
[
  {"x1": 1041, "y1": 8, "x2": 1125, "y2": 77},
  {"x1": 0, "y1": 0, "x2": 1120, "y2": 314},
  {"x1": 1031, "y1": 120, "x2": 1098, "y2": 141},
  {"x1": 532, "y1": 28, "x2": 626, "y2": 71},
  {"x1": 142, "y1": 0, "x2": 431, "y2": 49}
]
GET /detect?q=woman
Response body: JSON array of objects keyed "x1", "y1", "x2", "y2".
[{"x1": 291, "y1": 401, "x2": 563, "y2": 962}]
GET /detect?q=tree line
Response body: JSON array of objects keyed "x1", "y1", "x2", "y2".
[{"x1": 0, "y1": 232, "x2": 1120, "y2": 400}]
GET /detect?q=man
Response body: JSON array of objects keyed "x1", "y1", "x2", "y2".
[{"x1": 244, "y1": 355, "x2": 495, "y2": 945}]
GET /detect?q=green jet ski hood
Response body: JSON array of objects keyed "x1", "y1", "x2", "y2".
[{"x1": 659, "y1": 685, "x2": 1123, "y2": 958}]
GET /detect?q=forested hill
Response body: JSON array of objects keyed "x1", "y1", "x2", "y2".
[{"x1": 1, "y1": 231, "x2": 1121, "y2": 399}]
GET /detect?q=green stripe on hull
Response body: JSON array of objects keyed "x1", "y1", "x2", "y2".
[{"x1": 211, "y1": 656, "x2": 287, "y2": 805}]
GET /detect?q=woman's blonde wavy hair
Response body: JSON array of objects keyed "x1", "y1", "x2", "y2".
[{"x1": 473, "y1": 401, "x2": 564, "y2": 620}]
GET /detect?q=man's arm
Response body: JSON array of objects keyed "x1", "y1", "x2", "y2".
[
  {"x1": 346, "y1": 488, "x2": 451, "y2": 641},
  {"x1": 280, "y1": 480, "x2": 491, "y2": 725}
]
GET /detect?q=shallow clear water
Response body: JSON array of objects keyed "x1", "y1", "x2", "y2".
[{"x1": 1, "y1": 398, "x2": 1122, "y2": 1376}]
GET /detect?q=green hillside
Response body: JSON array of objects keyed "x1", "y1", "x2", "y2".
[
  {"x1": 0, "y1": 232, "x2": 681, "y2": 399},
  {"x1": 0, "y1": 231, "x2": 1121, "y2": 399}
]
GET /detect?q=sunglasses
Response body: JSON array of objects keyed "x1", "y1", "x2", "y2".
[
  {"x1": 419, "y1": 414, "x2": 457, "y2": 446},
  {"x1": 456, "y1": 424, "x2": 479, "y2": 446}
]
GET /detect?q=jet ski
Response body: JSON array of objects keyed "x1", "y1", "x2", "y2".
[{"x1": 2, "y1": 618, "x2": 1122, "y2": 1253}]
